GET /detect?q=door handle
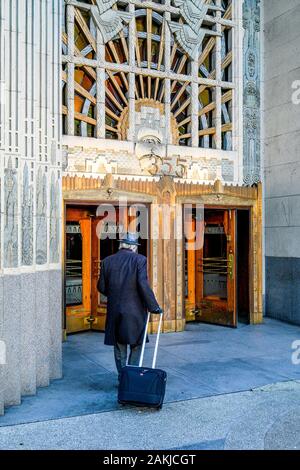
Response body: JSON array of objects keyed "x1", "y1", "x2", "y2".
[{"x1": 228, "y1": 253, "x2": 234, "y2": 280}]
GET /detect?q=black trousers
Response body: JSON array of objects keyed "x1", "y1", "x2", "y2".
[{"x1": 114, "y1": 342, "x2": 142, "y2": 378}]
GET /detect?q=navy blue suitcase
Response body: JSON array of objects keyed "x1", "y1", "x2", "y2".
[{"x1": 118, "y1": 313, "x2": 167, "y2": 409}]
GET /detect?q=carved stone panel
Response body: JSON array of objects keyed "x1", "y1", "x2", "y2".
[
  {"x1": 22, "y1": 163, "x2": 33, "y2": 266},
  {"x1": 168, "y1": 0, "x2": 223, "y2": 60},
  {"x1": 36, "y1": 167, "x2": 48, "y2": 265},
  {"x1": 4, "y1": 157, "x2": 18, "y2": 268},
  {"x1": 90, "y1": 0, "x2": 132, "y2": 44},
  {"x1": 50, "y1": 172, "x2": 60, "y2": 264},
  {"x1": 243, "y1": 0, "x2": 261, "y2": 185}
]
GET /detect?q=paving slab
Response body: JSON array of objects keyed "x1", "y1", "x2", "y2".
[
  {"x1": 0, "y1": 318, "x2": 299, "y2": 427},
  {"x1": 0, "y1": 381, "x2": 299, "y2": 450},
  {"x1": 264, "y1": 409, "x2": 300, "y2": 450}
]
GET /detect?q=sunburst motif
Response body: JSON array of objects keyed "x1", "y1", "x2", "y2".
[{"x1": 62, "y1": 0, "x2": 233, "y2": 149}]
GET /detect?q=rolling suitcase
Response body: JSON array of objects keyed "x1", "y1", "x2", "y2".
[{"x1": 118, "y1": 312, "x2": 167, "y2": 409}]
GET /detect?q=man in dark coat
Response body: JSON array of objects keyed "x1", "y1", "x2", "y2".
[{"x1": 97, "y1": 233, "x2": 162, "y2": 379}]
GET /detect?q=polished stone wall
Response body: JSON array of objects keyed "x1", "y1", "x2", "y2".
[
  {"x1": 0, "y1": 276, "x2": 4, "y2": 415},
  {"x1": 0, "y1": 1, "x2": 62, "y2": 414},
  {"x1": 263, "y1": 0, "x2": 300, "y2": 325}
]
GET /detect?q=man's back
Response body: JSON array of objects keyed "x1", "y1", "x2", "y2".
[
  {"x1": 98, "y1": 248, "x2": 159, "y2": 346},
  {"x1": 101, "y1": 249, "x2": 144, "y2": 298}
]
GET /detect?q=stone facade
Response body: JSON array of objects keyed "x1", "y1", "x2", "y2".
[
  {"x1": 263, "y1": 0, "x2": 300, "y2": 325},
  {"x1": 62, "y1": 0, "x2": 247, "y2": 185},
  {"x1": 0, "y1": 0, "x2": 267, "y2": 416},
  {"x1": 0, "y1": 0, "x2": 62, "y2": 414}
]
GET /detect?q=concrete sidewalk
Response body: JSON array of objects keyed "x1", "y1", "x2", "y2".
[
  {"x1": 0, "y1": 318, "x2": 300, "y2": 427},
  {"x1": 0, "y1": 380, "x2": 299, "y2": 450}
]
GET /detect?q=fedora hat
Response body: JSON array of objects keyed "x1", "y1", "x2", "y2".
[{"x1": 118, "y1": 232, "x2": 141, "y2": 246}]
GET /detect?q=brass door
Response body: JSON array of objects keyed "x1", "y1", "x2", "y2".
[
  {"x1": 65, "y1": 209, "x2": 93, "y2": 333},
  {"x1": 65, "y1": 204, "x2": 149, "y2": 333},
  {"x1": 65, "y1": 206, "x2": 124, "y2": 333},
  {"x1": 186, "y1": 208, "x2": 237, "y2": 327},
  {"x1": 90, "y1": 207, "x2": 127, "y2": 331},
  {"x1": 90, "y1": 216, "x2": 106, "y2": 332}
]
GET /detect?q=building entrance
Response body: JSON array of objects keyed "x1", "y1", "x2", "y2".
[
  {"x1": 65, "y1": 203, "x2": 148, "y2": 334},
  {"x1": 185, "y1": 207, "x2": 250, "y2": 327}
]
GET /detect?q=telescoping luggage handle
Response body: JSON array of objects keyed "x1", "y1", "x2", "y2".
[{"x1": 138, "y1": 311, "x2": 163, "y2": 369}]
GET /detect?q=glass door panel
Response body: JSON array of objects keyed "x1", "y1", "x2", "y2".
[
  {"x1": 65, "y1": 208, "x2": 92, "y2": 333},
  {"x1": 66, "y1": 224, "x2": 83, "y2": 307}
]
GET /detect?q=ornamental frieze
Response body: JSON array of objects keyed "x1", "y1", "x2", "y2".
[
  {"x1": 63, "y1": 143, "x2": 235, "y2": 183},
  {"x1": 243, "y1": 0, "x2": 261, "y2": 185}
]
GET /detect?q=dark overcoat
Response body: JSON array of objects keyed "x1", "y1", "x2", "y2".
[{"x1": 97, "y1": 248, "x2": 160, "y2": 346}]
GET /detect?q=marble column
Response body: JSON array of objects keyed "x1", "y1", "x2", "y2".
[{"x1": 0, "y1": 0, "x2": 63, "y2": 414}]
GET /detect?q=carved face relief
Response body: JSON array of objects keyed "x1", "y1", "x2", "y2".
[{"x1": 118, "y1": 99, "x2": 179, "y2": 145}]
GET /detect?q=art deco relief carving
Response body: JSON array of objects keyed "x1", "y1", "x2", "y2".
[
  {"x1": 136, "y1": 143, "x2": 188, "y2": 178},
  {"x1": 4, "y1": 157, "x2": 18, "y2": 268},
  {"x1": 22, "y1": 163, "x2": 33, "y2": 266},
  {"x1": 63, "y1": 0, "x2": 234, "y2": 150},
  {"x1": 71, "y1": 0, "x2": 223, "y2": 56},
  {"x1": 118, "y1": 99, "x2": 179, "y2": 145},
  {"x1": 169, "y1": 0, "x2": 222, "y2": 60},
  {"x1": 36, "y1": 167, "x2": 48, "y2": 265},
  {"x1": 243, "y1": 0, "x2": 261, "y2": 185},
  {"x1": 63, "y1": 141, "x2": 234, "y2": 183},
  {"x1": 90, "y1": 0, "x2": 132, "y2": 44},
  {"x1": 50, "y1": 172, "x2": 60, "y2": 264}
]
